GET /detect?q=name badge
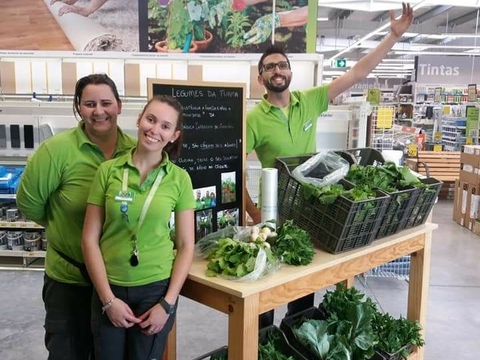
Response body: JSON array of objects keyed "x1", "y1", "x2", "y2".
[
  {"x1": 115, "y1": 191, "x2": 135, "y2": 202},
  {"x1": 303, "y1": 120, "x2": 313, "y2": 131}
]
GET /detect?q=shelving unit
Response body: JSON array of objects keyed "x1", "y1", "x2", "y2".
[
  {"x1": 442, "y1": 117, "x2": 467, "y2": 151},
  {"x1": 0, "y1": 164, "x2": 46, "y2": 270}
]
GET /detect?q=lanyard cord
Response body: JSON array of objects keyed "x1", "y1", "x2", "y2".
[{"x1": 122, "y1": 167, "x2": 165, "y2": 234}]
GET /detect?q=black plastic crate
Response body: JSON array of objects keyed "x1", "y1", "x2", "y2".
[
  {"x1": 375, "y1": 186, "x2": 423, "y2": 239},
  {"x1": 276, "y1": 156, "x2": 390, "y2": 254},
  {"x1": 192, "y1": 346, "x2": 228, "y2": 360},
  {"x1": 401, "y1": 177, "x2": 442, "y2": 230},
  {"x1": 347, "y1": 147, "x2": 385, "y2": 166},
  {"x1": 259, "y1": 325, "x2": 308, "y2": 360},
  {"x1": 193, "y1": 326, "x2": 307, "y2": 360},
  {"x1": 372, "y1": 344, "x2": 414, "y2": 360},
  {"x1": 279, "y1": 307, "x2": 326, "y2": 360}
]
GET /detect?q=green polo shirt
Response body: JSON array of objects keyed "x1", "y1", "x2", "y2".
[
  {"x1": 16, "y1": 122, "x2": 136, "y2": 285},
  {"x1": 246, "y1": 85, "x2": 329, "y2": 168},
  {"x1": 87, "y1": 149, "x2": 195, "y2": 287}
]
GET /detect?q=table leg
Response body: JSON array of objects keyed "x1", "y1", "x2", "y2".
[
  {"x1": 343, "y1": 277, "x2": 355, "y2": 288},
  {"x1": 228, "y1": 293, "x2": 259, "y2": 360},
  {"x1": 163, "y1": 319, "x2": 177, "y2": 360},
  {"x1": 407, "y1": 232, "x2": 432, "y2": 360}
]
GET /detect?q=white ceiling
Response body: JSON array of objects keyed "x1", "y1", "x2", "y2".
[{"x1": 316, "y1": 1, "x2": 480, "y2": 78}]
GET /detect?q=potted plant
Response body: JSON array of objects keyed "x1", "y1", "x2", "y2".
[
  {"x1": 154, "y1": 0, "x2": 214, "y2": 52},
  {"x1": 154, "y1": 0, "x2": 198, "y2": 53},
  {"x1": 186, "y1": 0, "x2": 214, "y2": 51}
]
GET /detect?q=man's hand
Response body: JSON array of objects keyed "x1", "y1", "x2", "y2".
[
  {"x1": 51, "y1": 0, "x2": 78, "y2": 5},
  {"x1": 138, "y1": 304, "x2": 170, "y2": 335},
  {"x1": 56, "y1": 4, "x2": 90, "y2": 16},
  {"x1": 389, "y1": 2, "x2": 413, "y2": 39},
  {"x1": 244, "y1": 13, "x2": 280, "y2": 45}
]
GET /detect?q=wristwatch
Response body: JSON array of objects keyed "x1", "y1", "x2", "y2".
[{"x1": 159, "y1": 297, "x2": 176, "y2": 314}]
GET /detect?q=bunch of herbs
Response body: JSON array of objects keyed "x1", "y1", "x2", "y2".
[{"x1": 269, "y1": 220, "x2": 315, "y2": 266}]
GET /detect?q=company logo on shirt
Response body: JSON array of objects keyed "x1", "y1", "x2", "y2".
[{"x1": 303, "y1": 120, "x2": 313, "y2": 131}]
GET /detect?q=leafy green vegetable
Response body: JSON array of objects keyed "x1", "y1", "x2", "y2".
[
  {"x1": 205, "y1": 237, "x2": 276, "y2": 278},
  {"x1": 321, "y1": 283, "x2": 378, "y2": 319},
  {"x1": 346, "y1": 161, "x2": 423, "y2": 193},
  {"x1": 270, "y1": 220, "x2": 315, "y2": 266},
  {"x1": 259, "y1": 329, "x2": 294, "y2": 360},
  {"x1": 373, "y1": 313, "x2": 425, "y2": 358},
  {"x1": 301, "y1": 183, "x2": 376, "y2": 205}
]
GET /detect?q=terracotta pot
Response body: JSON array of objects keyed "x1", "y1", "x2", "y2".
[
  {"x1": 194, "y1": 30, "x2": 213, "y2": 52},
  {"x1": 154, "y1": 40, "x2": 198, "y2": 53}
]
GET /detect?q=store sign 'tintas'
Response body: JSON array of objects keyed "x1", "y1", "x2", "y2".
[{"x1": 415, "y1": 55, "x2": 480, "y2": 85}]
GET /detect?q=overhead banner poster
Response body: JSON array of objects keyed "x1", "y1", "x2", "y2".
[{"x1": 0, "y1": 0, "x2": 317, "y2": 53}]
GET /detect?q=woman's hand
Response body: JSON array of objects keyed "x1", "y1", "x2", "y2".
[
  {"x1": 105, "y1": 299, "x2": 141, "y2": 328},
  {"x1": 138, "y1": 304, "x2": 170, "y2": 335},
  {"x1": 390, "y1": 2, "x2": 414, "y2": 39}
]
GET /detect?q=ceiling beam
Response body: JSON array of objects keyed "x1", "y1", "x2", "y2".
[
  {"x1": 372, "y1": 11, "x2": 389, "y2": 22},
  {"x1": 414, "y1": 5, "x2": 452, "y2": 24},
  {"x1": 440, "y1": 9, "x2": 479, "y2": 27}
]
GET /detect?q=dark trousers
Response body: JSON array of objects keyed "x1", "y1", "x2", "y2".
[
  {"x1": 91, "y1": 279, "x2": 175, "y2": 360},
  {"x1": 259, "y1": 293, "x2": 315, "y2": 328},
  {"x1": 42, "y1": 274, "x2": 94, "y2": 360}
]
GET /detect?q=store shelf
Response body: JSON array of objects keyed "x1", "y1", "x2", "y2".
[
  {"x1": 0, "y1": 249, "x2": 45, "y2": 258},
  {"x1": 0, "y1": 194, "x2": 16, "y2": 200},
  {"x1": 0, "y1": 221, "x2": 43, "y2": 229}
]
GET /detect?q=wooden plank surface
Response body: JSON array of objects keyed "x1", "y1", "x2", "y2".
[
  {"x1": 186, "y1": 224, "x2": 438, "y2": 299},
  {"x1": 0, "y1": 0, "x2": 73, "y2": 50}
]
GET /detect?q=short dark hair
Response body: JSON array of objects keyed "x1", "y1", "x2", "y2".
[
  {"x1": 257, "y1": 44, "x2": 291, "y2": 74},
  {"x1": 73, "y1": 74, "x2": 121, "y2": 121},
  {"x1": 138, "y1": 95, "x2": 184, "y2": 160}
]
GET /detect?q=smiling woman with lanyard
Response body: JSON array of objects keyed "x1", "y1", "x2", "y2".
[{"x1": 82, "y1": 95, "x2": 195, "y2": 360}]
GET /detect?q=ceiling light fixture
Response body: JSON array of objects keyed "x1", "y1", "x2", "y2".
[
  {"x1": 317, "y1": 17, "x2": 329, "y2": 21},
  {"x1": 382, "y1": 59, "x2": 415, "y2": 62},
  {"x1": 394, "y1": 50, "x2": 480, "y2": 56},
  {"x1": 440, "y1": 33, "x2": 480, "y2": 38}
]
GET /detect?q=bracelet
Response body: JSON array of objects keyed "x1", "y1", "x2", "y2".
[{"x1": 101, "y1": 297, "x2": 116, "y2": 314}]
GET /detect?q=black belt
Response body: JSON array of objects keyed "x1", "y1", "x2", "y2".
[{"x1": 52, "y1": 246, "x2": 92, "y2": 284}]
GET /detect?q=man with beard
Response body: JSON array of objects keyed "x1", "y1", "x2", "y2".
[{"x1": 246, "y1": 3, "x2": 413, "y2": 328}]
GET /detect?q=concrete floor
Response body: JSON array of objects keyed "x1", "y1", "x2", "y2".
[{"x1": 0, "y1": 200, "x2": 479, "y2": 360}]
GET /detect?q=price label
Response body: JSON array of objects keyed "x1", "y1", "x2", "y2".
[
  {"x1": 407, "y1": 144, "x2": 418, "y2": 157},
  {"x1": 433, "y1": 144, "x2": 443, "y2": 152},
  {"x1": 466, "y1": 137, "x2": 473, "y2": 145},
  {"x1": 434, "y1": 132, "x2": 442, "y2": 141}
]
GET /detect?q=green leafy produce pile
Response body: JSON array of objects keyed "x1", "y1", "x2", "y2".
[
  {"x1": 373, "y1": 313, "x2": 425, "y2": 358},
  {"x1": 205, "y1": 234, "x2": 277, "y2": 278},
  {"x1": 346, "y1": 161, "x2": 422, "y2": 193},
  {"x1": 290, "y1": 284, "x2": 425, "y2": 360},
  {"x1": 301, "y1": 183, "x2": 376, "y2": 205},
  {"x1": 269, "y1": 220, "x2": 315, "y2": 266},
  {"x1": 259, "y1": 329, "x2": 295, "y2": 360}
]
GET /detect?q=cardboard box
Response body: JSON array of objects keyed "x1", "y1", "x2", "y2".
[
  {"x1": 460, "y1": 152, "x2": 480, "y2": 170},
  {"x1": 459, "y1": 180, "x2": 470, "y2": 227},
  {"x1": 461, "y1": 145, "x2": 480, "y2": 156},
  {"x1": 466, "y1": 183, "x2": 480, "y2": 231},
  {"x1": 459, "y1": 169, "x2": 480, "y2": 186},
  {"x1": 453, "y1": 179, "x2": 466, "y2": 226}
]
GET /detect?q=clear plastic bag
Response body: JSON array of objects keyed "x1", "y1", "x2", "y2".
[
  {"x1": 195, "y1": 224, "x2": 280, "y2": 282},
  {"x1": 292, "y1": 150, "x2": 349, "y2": 187}
]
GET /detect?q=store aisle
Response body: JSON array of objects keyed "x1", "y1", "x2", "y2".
[{"x1": 0, "y1": 200, "x2": 478, "y2": 360}]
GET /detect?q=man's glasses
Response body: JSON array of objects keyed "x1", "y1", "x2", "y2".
[{"x1": 261, "y1": 61, "x2": 290, "y2": 74}]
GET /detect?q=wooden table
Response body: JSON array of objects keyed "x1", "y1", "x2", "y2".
[{"x1": 164, "y1": 223, "x2": 437, "y2": 360}]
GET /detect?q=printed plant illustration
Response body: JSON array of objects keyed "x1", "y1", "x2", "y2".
[
  {"x1": 225, "y1": 12, "x2": 251, "y2": 47},
  {"x1": 146, "y1": 0, "x2": 307, "y2": 53}
]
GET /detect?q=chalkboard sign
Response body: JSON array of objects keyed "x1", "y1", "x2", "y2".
[{"x1": 147, "y1": 79, "x2": 246, "y2": 242}]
